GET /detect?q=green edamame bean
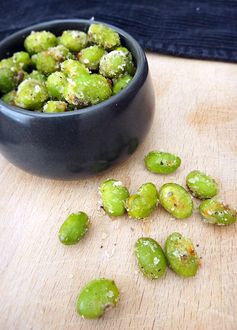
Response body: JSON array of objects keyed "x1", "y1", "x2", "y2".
[
  {"x1": 78, "y1": 45, "x2": 107, "y2": 71},
  {"x1": 199, "y1": 198, "x2": 236, "y2": 226},
  {"x1": 49, "y1": 45, "x2": 72, "y2": 61},
  {"x1": 127, "y1": 182, "x2": 159, "y2": 220},
  {"x1": 46, "y1": 72, "x2": 67, "y2": 99},
  {"x1": 28, "y1": 70, "x2": 46, "y2": 82},
  {"x1": 34, "y1": 52, "x2": 58, "y2": 74},
  {"x1": 186, "y1": 170, "x2": 218, "y2": 199},
  {"x1": 135, "y1": 237, "x2": 167, "y2": 279},
  {"x1": 15, "y1": 79, "x2": 48, "y2": 110},
  {"x1": 164, "y1": 232, "x2": 200, "y2": 277},
  {"x1": 58, "y1": 30, "x2": 88, "y2": 52},
  {"x1": 58, "y1": 212, "x2": 90, "y2": 245},
  {"x1": 0, "y1": 68, "x2": 17, "y2": 93},
  {"x1": 24, "y1": 31, "x2": 58, "y2": 54},
  {"x1": 99, "y1": 179, "x2": 129, "y2": 216},
  {"x1": 116, "y1": 47, "x2": 131, "y2": 55},
  {"x1": 35, "y1": 45, "x2": 72, "y2": 74},
  {"x1": 144, "y1": 151, "x2": 181, "y2": 174},
  {"x1": 0, "y1": 58, "x2": 27, "y2": 94},
  {"x1": 112, "y1": 74, "x2": 132, "y2": 95},
  {"x1": 64, "y1": 74, "x2": 112, "y2": 106},
  {"x1": 115, "y1": 47, "x2": 136, "y2": 76},
  {"x1": 88, "y1": 23, "x2": 121, "y2": 50},
  {"x1": 159, "y1": 183, "x2": 193, "y2": 219},
  {"x1": 0, "y1": 69, "x2": 27, "y2": 95},
  {"x1": 43, "y1": 101, "x2": 67, "y2": 113},
  {"x1": 61, "y1": 59, "x2": 89, "y2": 77},
  {"x1": 76, "y1": 278, "x2": 119, "y2": 319},
  {"x1": 1, "y1": 90, "x2": 16, "y2": 105},
  {"x1": 13, "y1": 51, "x2": 31, "y2": 70},
  {"x1": 99, "y1": 50, "x2": 134, "y2": 79},
  {"x1": 0, "y1": 57, "x2": 14, "y2": 69}
]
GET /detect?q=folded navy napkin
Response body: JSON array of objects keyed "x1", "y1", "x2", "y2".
[{"x1": 0, "y1": 0, "x2": 237, "y2": 62}]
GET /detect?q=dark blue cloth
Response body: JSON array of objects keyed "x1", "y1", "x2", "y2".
[{"x1": 0, "y1": 0, "x2": 237, "y2": 62}]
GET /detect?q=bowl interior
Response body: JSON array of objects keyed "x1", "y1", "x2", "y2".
[
  {"x1": 0, "y1": 19, "x2": 145, "y2": 78},
  {"x1": 0, "y1": 19, "x2": 147, "y2": 116}
]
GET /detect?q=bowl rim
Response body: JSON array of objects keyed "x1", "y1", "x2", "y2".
[{"x1": 0, "y1": 19, "x2": 148, "y2": 118}]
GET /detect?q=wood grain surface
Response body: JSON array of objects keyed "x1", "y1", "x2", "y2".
[{"x1": 0, "y1": 54, "x2": 236, "y2": 330}]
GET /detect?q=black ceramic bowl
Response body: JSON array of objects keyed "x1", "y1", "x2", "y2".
[{"x1": 0, "y1": 19, "x2": 155, "y2": 179}]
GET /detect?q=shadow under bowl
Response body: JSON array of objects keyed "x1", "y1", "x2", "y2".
[{"x1": 0, "y1": 19, "x2": 155, "y2": 179}]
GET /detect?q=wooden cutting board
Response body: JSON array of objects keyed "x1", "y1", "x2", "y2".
[{"x1": 0, "y1": 54, "x2": 236, "y2": 330}]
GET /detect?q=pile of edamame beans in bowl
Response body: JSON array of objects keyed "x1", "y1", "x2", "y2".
[
  {"x1": 57, "y1": 151, "x2": 236, "y2": 320},
  {"x1": 0, "y1": 24, "x2": 135, "y2": 112}
]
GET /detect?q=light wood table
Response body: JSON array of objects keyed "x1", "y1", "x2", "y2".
[{"x1": 1, "y1": 54, "x2": 236, "y2": 330}]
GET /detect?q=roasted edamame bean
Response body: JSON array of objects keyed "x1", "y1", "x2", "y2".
[
  {"x1": 0, "y1": 57, "x2": 14, "y2": 69},
  {"x1": 35, "y1": 45, "x2": 73, "y2": 74},
  {"x1": 34, "y1": 52, "x2": 58, "y2": 74},
  {"x1": 88, "y1": 23, "x2": 121, "y2": 50},
  {"x1": 13, "y1": 51, "x2": 31, "y2": 70},
  {"x1": 199, "y1": 198, "x2": 236, "y2": 226},
  {"x1": 61, "y1": 59, "x2": 89, "y2": 77},
  {"x1": 159, "y1": 183, "x2": 193, "y2": 219},
  {"x1": 28, "y1": 70, "x2": 46, "y2": 82},
  {"x1": 99, "y1": 179, "x2": 129, "y2": 216},
  {"x1": 127, "y1": 182, "x2": 159, "y2": 220},
  {"x1": 186, "y1": 170, "x2": 218, "y2": 199},
  {"x1": 24, "y1": 31, "x2": 57, "y2": 54},
  {"x1": 144, "y1": 151, "x2": 181, "y2": 174},
  {"x1": 112, "y1": 74, "x2": 132, "y2": 95},
  {"x1": 0, "y1": 57, "x2": 27, "y2": 94},
  {"x1": 58, "y1": 212, "x2": 90, "y2": 245},
  {"x1": 58, "y1": 30, "x2": 88, "y2": 52},
  {"x1": 43, "y1": 100, "x2": 67, "y2": 113},
  {"x1": 15, "y1": 79, "x2": 48, "y2": 110},
  {"x1": 64, "y1": 74, "x2": 112, "y2": 106},
  {"x1": 115, "y1": 47, "x2": 135, "y2": 76},
  {"x1": 135, "y1": 237, "x2": 167, "y2": 279},
  {"x1": 76, "y1": 278, "x2": 119, "y2": 319},
  {"x1": 46, "y1": 72, "x2": 67, "y2": 99},
  {"x1": 1, "y1": 90, "x2": 16, "y2": 105},
  {"x1": 0, "y1": 68, "x2": 17, "y2": 93},
  {"x1": 116, "y1": 46, "x2": 131, "y2": 55},
  {"x1": 99, "y1": 50, "x2": 134, "y2": 79},
  {"x1": 78, "y1": 45, "x2": 107, "y2": 71},
  {"x1": 165, "y1": 232, "x2": 200, "y2": 277}
]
